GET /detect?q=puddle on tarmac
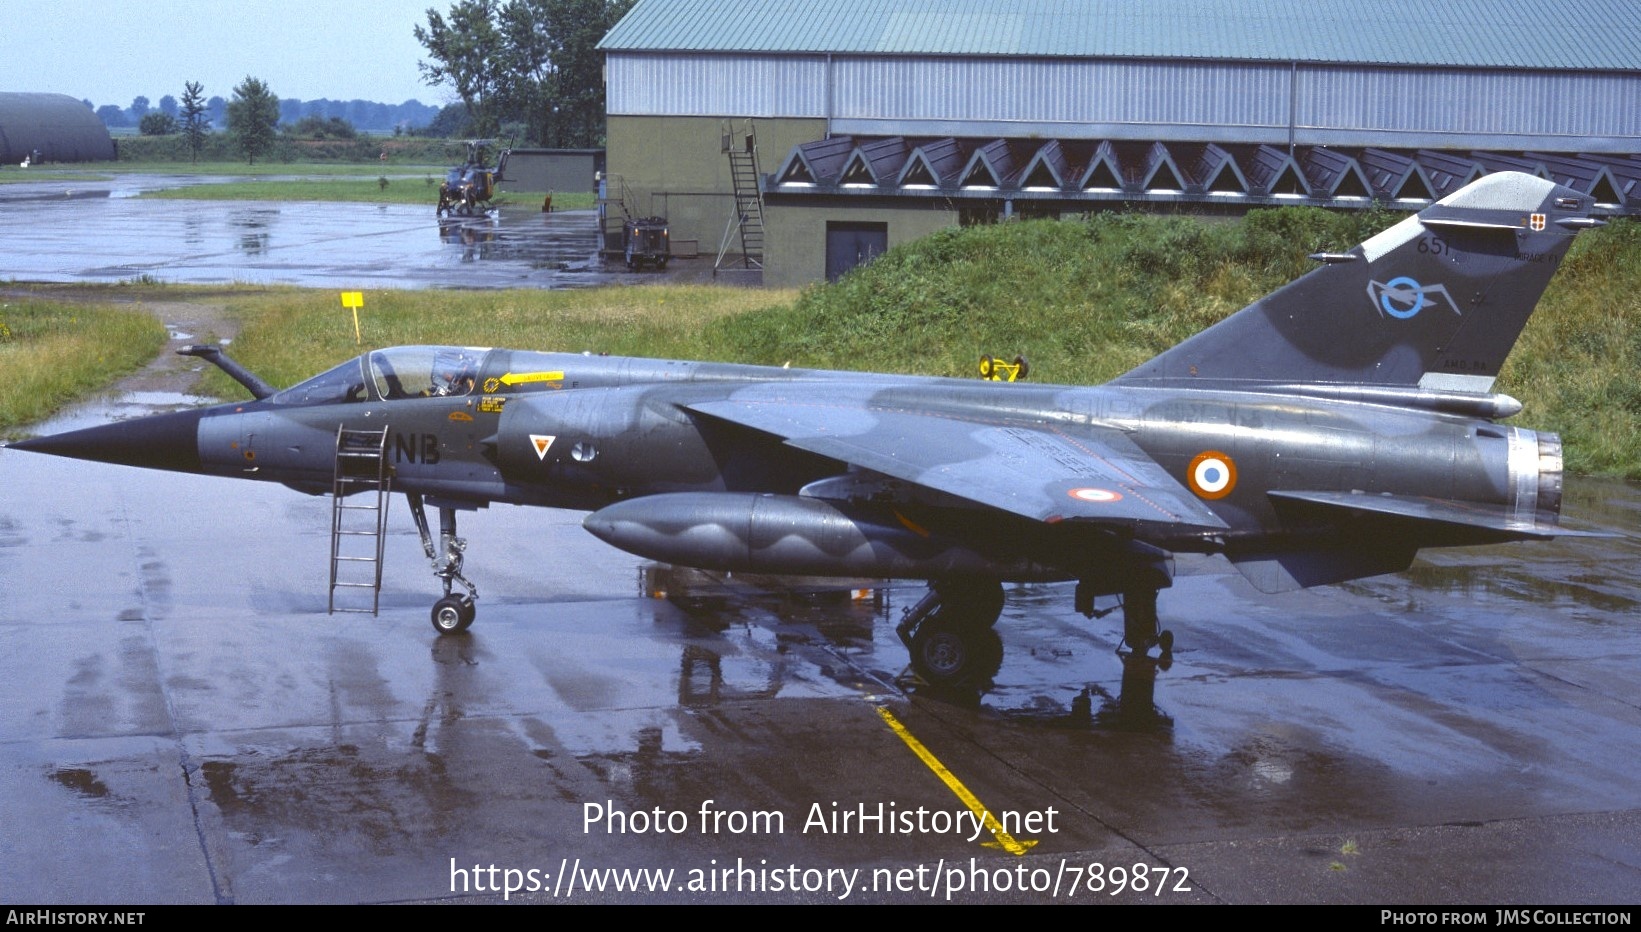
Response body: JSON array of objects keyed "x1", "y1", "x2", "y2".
[{"x1": 28, "y1": 391, "x2": 218, "y2": 436}]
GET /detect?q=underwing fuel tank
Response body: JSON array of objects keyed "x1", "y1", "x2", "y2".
[{"x1": 584, "y1": 492, "x2": 1065, "y2": 581}]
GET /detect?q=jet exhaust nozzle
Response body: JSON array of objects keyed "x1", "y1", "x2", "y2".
[{"x1": 1507, "y1": 428, "x2": 1565, "y2": 526}]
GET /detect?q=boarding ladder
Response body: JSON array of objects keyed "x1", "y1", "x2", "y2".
[
  {"x1": 714, "y1": 120, "x2": 765, "y2": 273},
  {"x1": 328, "y1": 426, "x2": 392, "y2": 615}
]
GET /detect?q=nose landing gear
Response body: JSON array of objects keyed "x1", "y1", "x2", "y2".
[{"x1": 409, "y1": 493, "x2": 480, "y2": 634}]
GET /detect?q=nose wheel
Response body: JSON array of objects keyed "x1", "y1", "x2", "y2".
[
  {"x1": 432, "y1": 594, "x2": 476, "y2": 634},
  {"x1": 409, "y1": 493, "x2": 480, "y2": 635}
]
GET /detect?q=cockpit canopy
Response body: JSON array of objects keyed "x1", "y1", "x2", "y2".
[{"x1": 270, "y1": 346, "x2": 490, "y2": 406}]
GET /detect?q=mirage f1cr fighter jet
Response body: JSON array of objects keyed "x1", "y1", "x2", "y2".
[{"x1": 9, "y1": 172, "x2": 1611, "y2": 687}]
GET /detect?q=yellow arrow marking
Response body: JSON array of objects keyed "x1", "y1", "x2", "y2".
[
  {"x1": 499, "y1": 370, "x2": 564, "y2": 386},
  {"x1": 875, "y1": 706, "x2": 1037, "y2": 855}
]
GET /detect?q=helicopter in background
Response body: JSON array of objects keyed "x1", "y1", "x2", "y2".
[{"x1": 437, "y1": 139, "x2": 512, "y2": 217}]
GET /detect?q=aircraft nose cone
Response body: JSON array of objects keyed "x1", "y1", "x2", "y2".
[{"x1": 8, "y1": 408, "x2": 207, "y2": 473}]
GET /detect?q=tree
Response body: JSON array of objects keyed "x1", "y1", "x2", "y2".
[
  {"x1": 139, "y1": 112, "x2": 177, "y2": 136},
  {"x1": 529, "y1": 0, "x2": 631, "y2": 147},
  {"x1": 416, "y1": 0, "x2": 505, "y2": 136},
  {"x1": 95, "y1": 104, "x2": 128, "y2": 128},
  {"x1": 158, "y1": 95, "x2": 178, "y2": 118},
  {"x1": 418, "y1": 101, "x2": 474, "y2": 137},
  {"x1": 227, "y1": 77, "x2": 280, "y2": 164},
  {"x1": 290, "y1": 114, "x2": 357, "y2": 140},
  {"x1": 415, "y1": 0, "x2": 633, "y2": 147},
  {"x1": 180, "y1": 82, "x2": 208, "y2": 163}
]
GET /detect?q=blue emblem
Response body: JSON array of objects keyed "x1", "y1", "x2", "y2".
[{"x1": 1367, "y1": 277, "x2": 1462, "y2": 319}]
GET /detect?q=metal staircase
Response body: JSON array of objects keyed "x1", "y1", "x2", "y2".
[
  {"x1": 714, "y1": 120, "x2": 765, "y2": 273},
  {"x1": 329, "y1": 426, "x2": 392, "y2": 615}
]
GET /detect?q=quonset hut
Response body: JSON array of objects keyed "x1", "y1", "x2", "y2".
[
  {"x1": 0, "y1": 93, "x2": 116, "y2": 164},
  {"x1": 598, "y1": 0, "x2": 1641, "y2": 286}
]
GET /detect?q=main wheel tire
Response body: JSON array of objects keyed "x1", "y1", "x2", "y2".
[
  {"x1": 431, "y1": 595, "x2": 472, "y2": 635},
  {"x1": 909, "y1": 619, "x2": 1002, "y2": 689}
]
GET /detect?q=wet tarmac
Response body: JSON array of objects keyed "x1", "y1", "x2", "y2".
[
  {"x1": 2, "y1": 391, "x2": 1639, "y2": 903},
  {"x1": 0, "y1": 174, "x2": 677, "y2": 289},
  {"x1": 3, "y1": 178, "x2": 1640, "y2": 903}
]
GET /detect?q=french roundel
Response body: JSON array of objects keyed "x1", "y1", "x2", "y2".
[{"x1": 1187, "y1": 451, "x2": 1237, "y2": 499}]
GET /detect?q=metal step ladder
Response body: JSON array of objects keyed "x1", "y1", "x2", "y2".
[
  {"x1": 329, "y1": 426, "x2": 392, "y2": 615},
  {"x1": 715, "y1": 120, "x2": 765, "y2": 273}
]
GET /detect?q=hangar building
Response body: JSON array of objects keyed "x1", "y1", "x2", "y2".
[
  {"x1": 599, "y1": 0, "x2": 1641, "y2": 286},
  {"x1": 0, "y1": 93, "x2": 116, "y2": 164}
]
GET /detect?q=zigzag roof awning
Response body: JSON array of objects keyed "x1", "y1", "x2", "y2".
[{"x1": 765, "y1": 136, "x2": 1640, "y2": 213}]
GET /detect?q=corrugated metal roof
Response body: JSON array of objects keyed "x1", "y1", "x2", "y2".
[{"x1": 599, "y1": 0, "x2": 1641, "y2": 70}]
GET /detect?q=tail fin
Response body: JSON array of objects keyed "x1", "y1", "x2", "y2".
[{"x1": 1114, "y1": 172, "x2": 1601, "y2": 393}]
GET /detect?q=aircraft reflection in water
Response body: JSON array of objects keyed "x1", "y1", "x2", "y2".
[{"x1": 11, "y1": 173, "x2": 1613, "y2": 689}]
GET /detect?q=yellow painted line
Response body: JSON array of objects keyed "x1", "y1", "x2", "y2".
[
  {"x1": 875, "y1": 705, "x2": 1037, "y2": 856},
  {"x1": 499, "y1": 370, "x2": 564, "y2": 386}
]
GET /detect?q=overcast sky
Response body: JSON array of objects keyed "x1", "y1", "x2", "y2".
[{"x1": 3, "y1": 1, "x2": 449, "y2": 107}]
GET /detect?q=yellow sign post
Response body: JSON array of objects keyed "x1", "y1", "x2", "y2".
[{"x1": 340, "y1": 291, "x2": 364, "y2": 344}]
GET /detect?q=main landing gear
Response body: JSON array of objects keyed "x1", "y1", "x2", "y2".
[
  {"x1": 897, "y1": 580, "x2": 1175, "y2": 688},
  {"x1": 409, "y1": 493, "x2": 479, "y2": 635},
  {"x1": 896, "y1": 579, "x2": 1005, "y2": 689},
  {"x1": 1114, "y1": 589, "x2": 1174, "y2": 657}
]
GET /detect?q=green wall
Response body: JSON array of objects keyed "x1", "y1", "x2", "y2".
[
  {"x1": 605, "y1": 115, "x2": 825, "y2": 258},
  {"x1": 607, "y1": 115, "x2": 971, "y2": 283},
  {"x1": 762, "y1": 202, "x2": 956, "y2": 288}
]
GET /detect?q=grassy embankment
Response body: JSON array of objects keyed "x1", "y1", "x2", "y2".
[
  {"x1": 1504, "y1": 217, "x2": 1641, "y2": 477},
  {"x1": 727, "y1": 208, "x2": 1639, "y2": 477},
  {"x1": 0, "y1": 301, "x2": 167, "y2": 435}
]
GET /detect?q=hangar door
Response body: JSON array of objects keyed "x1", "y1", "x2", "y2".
[{"x1": 825, "y1": 222, "x2": 888, "y2": 282}]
